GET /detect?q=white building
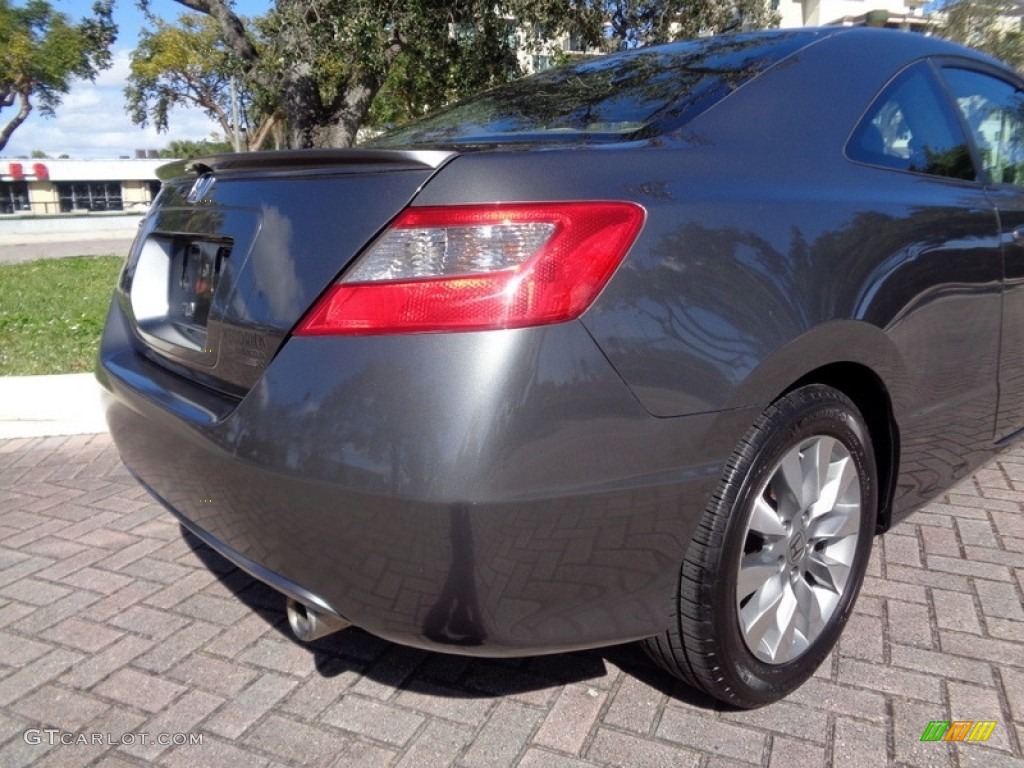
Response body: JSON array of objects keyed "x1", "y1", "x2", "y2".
[
  {"x1": 516, "y1": 3, "x2": 944, "y2": 75},
  {"x1": 516, "y1": 30, "x2": 603, "y2": 73},
  {"x1": 0, "y1": 158, "x2": 166, "y2": 216},
  {"x1": 779, "y1": 0, "x2": 1024, "y2": 31},
  {"x1": 778, "y1": 0, "x2": 932, "y2": 29}
]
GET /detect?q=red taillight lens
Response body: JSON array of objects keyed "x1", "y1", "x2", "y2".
[{"x1": 295, "y1": 201, "x2": 645, "y2": 335}]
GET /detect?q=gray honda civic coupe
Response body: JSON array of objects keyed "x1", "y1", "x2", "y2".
[{"x1": 97, "y1": 26, "x2": 1024, "y2": 707}]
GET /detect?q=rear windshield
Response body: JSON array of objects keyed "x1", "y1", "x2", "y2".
[{"x1": 368, "y1": 30, "x2": 820, "y2": 147}]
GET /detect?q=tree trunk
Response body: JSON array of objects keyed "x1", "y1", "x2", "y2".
[
  {"x1": 283, "y1": 68, "x2": 381, "y2": 149},
  {"x1": 176, "y1": 0, "x2": 399, "y2": 150},
  {"x1": 0, "y1": 90, "x2": 31, "y2": 153},
  {"x1": 333, "y1": 78, "x2": 379, "y2": 147},
  {"x1": 249, "y1": 111, "x2": 284, "y2": 150},
  {"x1": 175, "y1": 0, "x2": 261, "y2": 68},
  {"x1": 281, "y1": 66, "x2": 331, "y2": 148},
  {"x1": 0, "y1": 86, "x2": 31, "y2": 152}
]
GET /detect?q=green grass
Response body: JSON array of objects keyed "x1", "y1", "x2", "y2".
[{"x1": 0, "y1": 256, "x2": 124, "y2": 376}]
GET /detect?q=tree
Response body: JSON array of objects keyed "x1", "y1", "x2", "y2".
[
  {"x1": 366, "y1": 9, "x2": 524, "y2": 128},
  {"x1": 158, "y1": 0, "x2": 775, "y2": 149},
  {"x1": 601, "y1": 0, "x2": 779, "y2": 49},
  {"x1": 167, "y1": 0, "x2": 602, "y2": 148},
  {"x1": 0, "y1": 0, "x2": 116, "y2": 151},
  {"x1": 937, "y1": 0, "x2": 1023, "y2": 71},
  {"x1": 186, "y1": 0, "x2": 536, "y2": 149},
  {"x1": 126, "y1": 12, "x2": 282, "y2": 151},
  {"x1": 158, "y1": 135, "x2": 233, "y2": 158}
]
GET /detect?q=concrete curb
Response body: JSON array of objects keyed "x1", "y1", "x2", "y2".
[
  {"x1": 0, "y1": 233, "x2": 119, "y2": 437},
  {"x1": 0, "y1": 229, "x2": 139, "y2": 246},
  {"x1": 0, "y1": 213, "x2": 144, "y2": 246},
  {"x1": 0, "y1": 238, "x2": 135, "y2": 264},
  {"x1": 0, "y1": 373, "x2": 108, "y2": 438}
]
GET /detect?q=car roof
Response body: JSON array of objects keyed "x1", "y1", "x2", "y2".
[
  {"x1": 632, "y1": 26, "x2": 1007, "y2": 69},
  {"x1": 662, "y1": 26, "x2": 1017, "y2": 178},
  {"x1": 370, "y1": 26, "x2": 1017, "y2": 152}
]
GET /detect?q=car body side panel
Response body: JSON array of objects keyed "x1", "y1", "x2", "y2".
[
  {"x1": 411, "y1": 30, "x2": 1008, "y2": 523},
  {"x1": 664, "y1": 34, "x2": 1011, "y2": 517},
  {"x1": 988, "y1": 185, "x2": 1024, "y2": 439},
  {"x1": 415, "y1": 145, "x2": 1004, "y2": 521},
  {"x1": 95, "y1": 29, "x2": 1021, "y2": 658},
  {"x1": 100, "y1": 297, "x2": 760, "y2": 653}
]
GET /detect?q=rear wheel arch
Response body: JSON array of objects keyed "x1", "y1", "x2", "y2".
[
  {"x1": 722, "y1": 322, "x2": 906, "y2": 533},
  {"x1": 645, "y1": 383, "x2": 880, "y2": 706},
  {"x1": 786, "y1": 362, "x2": 899, "y2": 533}
]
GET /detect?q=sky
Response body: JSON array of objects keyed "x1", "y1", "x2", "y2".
[{"x1": 1, "y1": 0, "x2": 270, "y2": 160}]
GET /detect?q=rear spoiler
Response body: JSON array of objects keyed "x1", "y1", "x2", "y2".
[{"x1": 156, "y1": 149, "x2": 458, "y2": 182}]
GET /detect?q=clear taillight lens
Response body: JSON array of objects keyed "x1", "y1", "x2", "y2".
[{"x1": 295, "y1": 201, "x2": 645, "y2": 335}]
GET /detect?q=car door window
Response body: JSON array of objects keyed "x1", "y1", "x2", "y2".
[
  {"x1": 847, "y1": 64, "x2": 976, "y2": 181},
  {"x1": 942, "y1": 68, "x2": 1024, "y2": 187}
]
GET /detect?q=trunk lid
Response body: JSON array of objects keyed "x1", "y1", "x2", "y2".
[{"x1": 116, "y1": 149, "x2": 454, "y2": 395}]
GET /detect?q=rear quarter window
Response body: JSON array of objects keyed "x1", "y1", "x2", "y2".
[
  {"x1": 941, "y1": 67, "x2": 1024, "y2": 187},
  {"x1": 847, "y1": 62, "x2": 976, "y2": 181},
  {"x1": 369, "y1": 31, "x2": 820, "y2": 147}
]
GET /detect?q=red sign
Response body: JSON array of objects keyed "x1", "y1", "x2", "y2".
[
  {"x1": 32, "y1": 163, "x2": 48, "y2": 180},
  {"x1": 9, "y1": 162, "x2": 23, "y2": 180}
]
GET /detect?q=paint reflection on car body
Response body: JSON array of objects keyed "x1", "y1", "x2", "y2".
[{"x1": 97, "y1": 27, "x2": 1024, "y2": 704}]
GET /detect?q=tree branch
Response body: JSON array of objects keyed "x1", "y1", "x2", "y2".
[
  {"x1": 249, "y1": 110, "x2": 284, "y2": 150},
  {"x1": 172, "y1": 0, "x2": 267, "y2": 85},
  {"x1": 0, "y1": 90, "x2": 32, "y2": 153}
]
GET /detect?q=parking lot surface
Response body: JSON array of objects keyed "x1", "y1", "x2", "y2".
[{"x1": 0, "y1": 432, "x2": 1022, "y2": 767}]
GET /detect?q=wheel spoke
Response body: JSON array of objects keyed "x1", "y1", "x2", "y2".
[
  {"x1": 812, "y1": 453, "x2": 858, "y2": 518},
  {"x1": 749, "y1": 496, "x2": 787, "y2": 537},
  {"x1": 805, "y1": 551, "x2": 847, "y2": 594},
  {"x1": 736, "y1": 429, "x2": 865, "y2": 666},
  {"x1": 805, "y1": 436, "x2": 837, "y2": 506},
  {"x1": 833, "y1": 454, "x2": 859, "y2": 501},
  {"x1": 737, "y1": 549, "x2": 782, "y2": 601},
  {"x1": 773, "y1": 584, "x2": 802, "y2": 661},
  {"x1": 774, "y1": 449, "x2": 806, "y2": 512},
  {"x1": 739, "y1": 573, "x2": 789, "y2": 660},
  {"x1": 821, "y1": 534, "x2": 858, "y2": 568},
  {"x1": 792, "y1": 576, "x2": 829, "y2": 643},
  {"x1": 807, "y1": 503, "x2": 860, "y2": 542}
]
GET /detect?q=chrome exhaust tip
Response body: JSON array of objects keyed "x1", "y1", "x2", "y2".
[{"x1": 286, "y1": 598, "x2": 349, "y2": 642}]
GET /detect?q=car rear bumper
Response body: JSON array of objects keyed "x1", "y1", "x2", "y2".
[{"x1": 98, "y1": 298, "x2": 757, "y2": 655}]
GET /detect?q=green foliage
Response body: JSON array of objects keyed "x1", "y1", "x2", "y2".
[
  {"x1": 0, "y1": 0, "x2": 116, "y2": 150},
  {"x1": 126, "y1": 12, "x2": 274, "y2": 148},
  {"x1": 369, "y1": 0, "x2": 779, "y2": 127},
  {"x1": 0, "y1": 256, "x2": 123, "y2": 376},
  {"x1": 157, "y1": 136, "x2": 233, "y2": 158},
  {"x1": 254, "y1": 0, "x2": 533, "y2": 145},
  {"x1": 127, "y1": 14, "x2": 234, "y2": 133},
  {"x1": 171, "y1": 0, "x2": 602, "y2": 147},
  {"x1": 938, "y1": 0, "x2": 1023, "y2": 71},
  {"x1": 166, "y1": 0, "x2": 777, "y2": 148},
  {"x1": 599, "y1": 0, "x2": 779, "y2": 48},
  {"x1": 375, "y1": 33, "x2": 785, "y2": 145},
  {"x1": 367, "y1": 5, "x2": 523, "y2": 126}
]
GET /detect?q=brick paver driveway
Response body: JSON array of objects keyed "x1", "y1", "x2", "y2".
[{"x1": 1, "y1": 433, "x2": 1022, "y2": 767}]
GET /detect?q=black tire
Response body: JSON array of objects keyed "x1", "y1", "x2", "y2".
[{"x1": 643, "y1": 384, "x2": 877, "y2": 708}]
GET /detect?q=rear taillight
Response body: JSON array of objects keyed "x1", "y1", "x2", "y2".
[{"x1": 294, "y1": 201, "x2": 644, "y2": 335}]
